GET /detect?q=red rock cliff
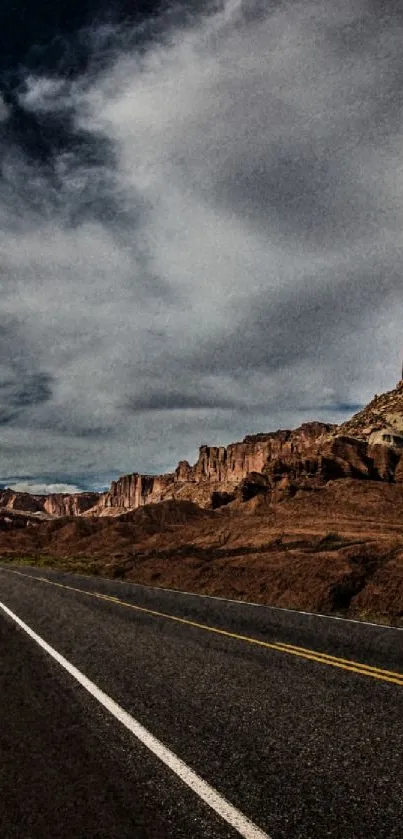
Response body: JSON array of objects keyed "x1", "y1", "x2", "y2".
[
  {"x1": 0, "y1": 489, "x2": 99, "y2": 517},
  {"x1": 90, "y1": 422, "x2": 337, "y2": 514},
  {"x1": 186, "y1": 422, "x2": 334, "y2": 484},
  {"x1": 96, "y1": 472, "x2": 175, "y2": 513},
  {"x1": 43, "y1": 493, "x2": 100, "y2": 517}
]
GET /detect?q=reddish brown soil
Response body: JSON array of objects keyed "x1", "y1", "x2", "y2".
[{"x1": 1, "y1": 481, "x2": 403, "y2": 625}]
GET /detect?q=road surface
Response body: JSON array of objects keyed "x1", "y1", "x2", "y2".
[{"x1": 0, "y1": 564, "x2": 402, "y2": 839}]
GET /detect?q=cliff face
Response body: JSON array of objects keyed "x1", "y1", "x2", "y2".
[
  {"x1": 0, "y1": 489, "x2": 99, "y2": 517},
  {"x1": 187, "y1": 422, "x2": 334, "y2": 484},
  {"x1": 91, "y1": 422, "x2": 336, "y2": 514},
  {"x1": 90, "y1": 410, "x2": 403, "y2": 515},
  {"x1": 100, "y1": 472, "x2": 175, "y2": 512},
  {"x1": 43, "y1": 493, "x2": 100, "y2": 517},
  {"x1": 0, "y1": 489, "x2": 43, "y2": 513}
]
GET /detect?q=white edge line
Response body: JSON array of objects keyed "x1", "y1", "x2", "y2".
[
  {"x1": 18, "y1": 566, "x2": 402, "y2": 632},
  {"x1": 121, "y1": 584, "x2": 403, "y2": 631},
  {"x1": 0, "y1": 599, "x2": 270, "y2": 839},
  {"x1": 1, "y1": 562, "x2": 401, "y2": 632}
]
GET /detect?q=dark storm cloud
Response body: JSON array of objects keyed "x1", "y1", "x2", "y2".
[
  {"x1": 0, "y1": 0, "x2": 169, "y2": 72},
  {"x1": 9, "y1": 372, "x2": 52, "y2": 408},
  {"x1": 0, "y1": 368, "x2": 53, "y2": 427},
  {"x1": 126, "y1": 390, "x2": 238, "y2": 412},
  {"x1": 0, "y1": 0, "x2": 403, "y2": 485},
  {"x1": 0, "y1": 317, "x2": 54, "y2": 427}
]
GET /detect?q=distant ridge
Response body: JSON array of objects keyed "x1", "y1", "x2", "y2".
[{"x1": 2, "y1": 381, "x2": 403, "y2": 518}]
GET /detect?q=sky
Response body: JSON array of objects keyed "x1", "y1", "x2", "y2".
[{"x1": 1, "y1": 0, "x2": 403, "y2": 494}]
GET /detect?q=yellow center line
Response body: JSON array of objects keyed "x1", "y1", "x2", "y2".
[
  {"x1": 273, "y1": 641, "x2": 403, "y2": 678},
  {"x1": 4, "y1": 568, "x2": 403, "y2": 687}
]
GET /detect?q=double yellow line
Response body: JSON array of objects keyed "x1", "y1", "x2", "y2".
[{"x1": 5, "y1": 568, "x2": 403, "y2": 687}]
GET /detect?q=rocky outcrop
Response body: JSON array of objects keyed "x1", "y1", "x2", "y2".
[
  {"x1": 88, "y1": 422, "x2": 335, "y2": 515},
  {"x1": 237, "y1": 472, "x2": 270, "y2": 502},
  {"x1": 43, "y1": 493, "x2": 100, "y2": 517},
  {"x1": 318, "y1": 436, "x2": 374, "y2": 481},
  {"x1": 339, "y1": 379, "x2": 403, "y2": 439},
  {"x1": 263, "y1": 435, "x2": 403, "y2": 485},
  {"x1": 184, "y1": 422, "x2": 334, "y2": 485},
  {"x1": 97, "y1": 472, "x2": 176, "y2": 513},
  {"x1": 0, "y1": 489, "x2": 44, "y2": 513},
  {"x1": 0, "y1": 488, "x2": 99, "y2": 517}
]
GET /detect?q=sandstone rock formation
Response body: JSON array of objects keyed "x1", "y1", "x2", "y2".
[
  {"x1": 0, "y1": 489, "x2": 45, "y2": 514},
  {"x1": 100, "y1": 472, "x2": 175, "y2": 511},
  {"x1": 42, "y1": 492, "x2": 100, "y2": 517},
  {"x1": 0, "y1": 488, "x2": 99, "y2": 517},
  {"x1": 339, "y1": 379, "x2": 403, "y2": 439},
  {"x1": 84, "y1": 387, "x2": 403, "y2": 514},
  {"x1": 3, "y1": 382, "x2": 403, "y2": 518},
  {"x1": 89, "y1": 421, "x2": 335, "y2": 514}
]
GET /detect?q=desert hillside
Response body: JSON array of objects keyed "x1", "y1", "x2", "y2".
[{"x1": 1, "y1": 478, "x2": 402, "y2": 625}]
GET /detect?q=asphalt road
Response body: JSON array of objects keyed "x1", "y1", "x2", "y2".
[{"x1": 1, "y1": 564, "x2": 402, "y2": 839}]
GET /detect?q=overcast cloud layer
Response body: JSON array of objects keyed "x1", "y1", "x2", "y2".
[{"x1": 1, "y1": 0, "x2": 402, "y2": 492}]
